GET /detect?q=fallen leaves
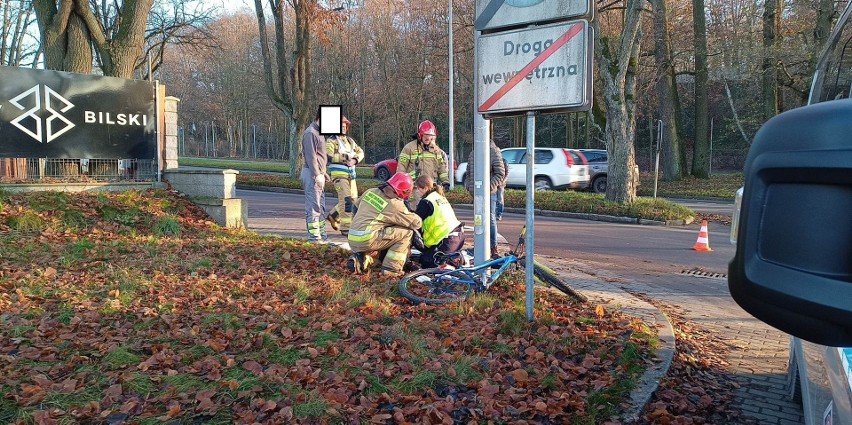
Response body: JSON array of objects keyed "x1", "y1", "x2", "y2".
[{"x1": 0, "y1": 190, "x2": 657, "y2": 423}]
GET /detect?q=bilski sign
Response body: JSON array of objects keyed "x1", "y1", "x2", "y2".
[
  {"x1": 476, "y1": 20, "x2": 591, "y2": 115},
  {"x1": 0, "y1": 66, "x2": 157, "y2": 159}
]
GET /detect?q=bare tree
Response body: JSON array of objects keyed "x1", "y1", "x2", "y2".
[
  {"x1": 254, "y1": 0, "x2": 339, "y2": 172},
  {"x1": 650, "y1": 0, "x2": 683, "y2": 181},
  {"x1": 593, "y1": 0, "x2": 643, "y2": 203},
  {"x1": 761, "y1": 0, "x2": 781, "y2": 120},
  {"x1": 33, "y1": 0, "x2": 215, "y2": 78},
  {"x1": 691, "y1": 0, "x2": 710, "y2": 178},
  {"x1": 2, "y1": 0, "x2": 41, "y2": 67}
]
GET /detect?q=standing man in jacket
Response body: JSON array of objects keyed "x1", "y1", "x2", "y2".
[
  {"x1": 347, "y1": 173, "x2": 422, "y2": 278},
  {"x1": 464, "y1": 140, "x2": 506, "y2": 256},
  {"x1": 325, "y1": 115, "x2": 365, "y2": 235},
  {"x1": 397, "y1": 120, "x2": 449, "y2": 206},
  {"x1": 301, "y1": 108, "x2": 328, "y2": 243}
]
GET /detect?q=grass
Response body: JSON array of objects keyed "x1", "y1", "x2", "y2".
[
  {"x1": 0, "y1": 189, "x2": 656, "y2": 423},
  {"x1": 638, "y1": 172, "x2": 743, "y2": 199}
]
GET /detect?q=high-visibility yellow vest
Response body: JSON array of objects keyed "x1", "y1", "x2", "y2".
[{"x1": 422, "y1": 191, "x2": 461, "y2": 247}]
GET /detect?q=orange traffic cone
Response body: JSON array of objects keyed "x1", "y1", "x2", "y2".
[{"x1": 692, "y1": 220, "x2": 713, "y2": 252}]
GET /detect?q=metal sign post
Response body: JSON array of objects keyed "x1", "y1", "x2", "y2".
[
  {"x1": 473, "y1": 32, "x2": 493, "y2": 272},
  {"x1": 474, "y1": 0, "x2": 594, "y2": 320},
  {"x1": 525, "y1": 111, "x2": 536, "y2": 321},
  {"x1": 448, "y1": 0, "x2": 456, "y2": 190}
]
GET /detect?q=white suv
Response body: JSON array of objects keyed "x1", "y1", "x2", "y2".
[{"x1": 456, "y1": 147, "x2": 590, "y2": 191}]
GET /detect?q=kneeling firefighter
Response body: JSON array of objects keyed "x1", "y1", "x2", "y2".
[{"x1": 347, "y1": 173, "x2": 422, "y2": 278}]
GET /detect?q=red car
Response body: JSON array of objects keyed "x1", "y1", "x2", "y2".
[
  {"x1": 372, "y1": 158, "x2": 397, "y2": 181},
  {"x1": 372, "y1": 158, "x2": 459, "y2": 181}
]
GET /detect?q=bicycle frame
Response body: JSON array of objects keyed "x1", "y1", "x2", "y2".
[
  {"x1": 424, "y1": 253, "x2": 520, "y2": 292},
  {"x1": 415, "y1": 226, "x2": 528, "y2": 293}
]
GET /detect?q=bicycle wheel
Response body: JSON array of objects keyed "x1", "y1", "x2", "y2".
[
  {"x1": 399, "y1": 268, "x2": 476, "y2": 305},
  {"x1": 529, "y1": 261, "x2": 587, "y2": 303}
]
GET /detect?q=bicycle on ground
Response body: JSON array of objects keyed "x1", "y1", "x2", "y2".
[{"x1": 399, "y1": 227, "x2": 587, "y2": 305}]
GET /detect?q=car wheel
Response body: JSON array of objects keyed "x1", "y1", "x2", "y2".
[
  {"x1": 376, "y1": 166, "x2": 390, "y2": 181},
  {"x1": 534, "y1": 176, "x2": 552, "y2": 191},
  {"x1": 592, "y1": 175, "x2": 607, "y2": 193}
]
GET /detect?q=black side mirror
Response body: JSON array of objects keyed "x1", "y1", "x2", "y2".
[{"x1": 729, "y1": 99, "x2": 852, "y2": 347}]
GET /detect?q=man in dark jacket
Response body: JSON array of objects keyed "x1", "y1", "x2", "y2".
[{"x1": 464, "y1": 140, "x2": 506, "y2": 256}]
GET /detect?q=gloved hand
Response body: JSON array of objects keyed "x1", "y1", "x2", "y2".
[
  {"x1": 441, "y1": 181, "x2": 451, "y2": 192},
  {"x1": 411, "y1": 231, "x2": 426, "y2": 251},
  {"x1": 345, "y1": 158, "x2": 357, "y2": 167}
]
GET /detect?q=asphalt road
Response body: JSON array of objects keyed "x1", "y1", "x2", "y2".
[{"x1": 238, "y1": 189, "x2": 735, "y2": 275}]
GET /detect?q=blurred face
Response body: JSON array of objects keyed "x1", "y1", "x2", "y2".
[
  {"x1": 420, "y1": 134, "x2": 436, "y2": 145},
  {"x1": 414, "y1": 185, "x2": 426, "y2": 197},
  {"x1": 341, "y1": 122, "x2": 349, "y2": 135}
]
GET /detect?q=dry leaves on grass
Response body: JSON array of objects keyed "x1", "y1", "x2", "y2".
[{"x1": 0, "y1": 189, "x2": 655, "y2": 424}]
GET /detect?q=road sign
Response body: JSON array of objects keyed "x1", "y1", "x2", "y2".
[
  {"x1": 476, "y1": 20, "x2": 591, "y2": 115},
  {"x1": 475, "y1": 0, "x2": 591, "y2": 32}
]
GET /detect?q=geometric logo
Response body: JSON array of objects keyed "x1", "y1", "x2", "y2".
[{"x1": 8, "y1": 85, "x2": 75, "y2": 143}]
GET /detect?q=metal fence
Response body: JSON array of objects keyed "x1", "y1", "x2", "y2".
[{"x1": 0, "y1": 158, "x2": 158, "y2": 183}]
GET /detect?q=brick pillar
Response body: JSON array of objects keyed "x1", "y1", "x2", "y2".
[{"x1": 164, "y1": 96, "x2": 180, "y2": 170}]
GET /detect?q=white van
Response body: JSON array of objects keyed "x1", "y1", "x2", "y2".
[{"x1": 729, "y1": 4, "x2": 852, "y2": 424}]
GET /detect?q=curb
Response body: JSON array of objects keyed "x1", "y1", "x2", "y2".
[
  {"x1": 539, "y1": 256, "x2": 676, "y2": 423},
  {"x1": 237, "y1": 186, "x2": 693, "y2": 226}
]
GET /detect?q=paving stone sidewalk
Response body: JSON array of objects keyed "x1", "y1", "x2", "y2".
[{"x1": 546, "y1": 256, "x2": 805, "y2": 425}]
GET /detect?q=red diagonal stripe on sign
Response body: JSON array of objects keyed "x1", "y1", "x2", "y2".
[{"x1": 478, "y1": 23, "x2": 584, "y2": 113}]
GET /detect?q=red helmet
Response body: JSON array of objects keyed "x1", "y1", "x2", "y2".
[
  {"x1": 341, "y1": 115, "x2": 351, "y2": 125},
  {"x1": 417, "y1": 120, "x2": 437, "y2": 138},
  {"x1": 386, "y1": 172, "x2": 414, "y2": 199}
]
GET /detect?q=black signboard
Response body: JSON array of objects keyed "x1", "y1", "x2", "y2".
[{"x1": 0, "y1": 66, "x2": 156, "y2": 159}]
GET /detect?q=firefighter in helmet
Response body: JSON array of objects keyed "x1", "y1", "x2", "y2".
[
  {"x1": 325, "y1": 115, "x2": 365, "y2": 235},
  {"x1": 396, "y1": 120, "x2": 449, "y2": 206},
  {"x1": 347, "y1": 172, "x2": 423, "y2": 278}
]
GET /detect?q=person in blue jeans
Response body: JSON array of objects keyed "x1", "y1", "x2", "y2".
[
  {"x1": 495, "y1": 158, "x2": 508, "y2": 220},
  {"x1": 463, "y1": 141, "x2": 506, "y2": 257}
]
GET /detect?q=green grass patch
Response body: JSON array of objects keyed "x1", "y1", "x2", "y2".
[
  {"x1": 43, "y1": 384, "x2": 102, "y2": 412},
  {"x1": 103, "y1": 346, "x2": 141, "y2": 369},
  {"x1": 161, "y1": 374, "x2": 207, "y2": 394},
  {"x1": 124, "y1": 372, "x2": 156, "y2": 395},
  {"x1": 56, "y1": 304, "x2": 75, "y2": 325},
  {"x1": 153, "y1": 215, "x2": 181, "y2": 236},
  {"x1": 446, "y1": 357, "x2": 482, "y2": 385},
  {"x1": 314, "y1": 330, "x2": 341, "y2": 348},
  {"x1": 638, "y1": 172, "x2": 743, "y2": 199},
  {"x1": 268, "y1": 346, "x2": 304, "y2": 366},
  {"x1": 391, "y1": 370, "x2": 437, "y2": 395},
  {"x1": 293, "y1": 397, "x2": 328, "y2": 419},
  {"x1": 363, "y1": 374, "x2": 390, "y2": 395},
  {"x1": 8, "y1": 210, "x2": 46, "y2": 232}
]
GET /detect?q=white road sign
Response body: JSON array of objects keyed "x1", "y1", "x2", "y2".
[
  {"x1": 476, "y1": 20, "x2": 591, "y2": 115},
  {"x1": 475, "y1": 0, "x2": 591, "y2": 32}
]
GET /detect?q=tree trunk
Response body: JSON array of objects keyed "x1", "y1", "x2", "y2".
[
  {"x1": 691, "y1": 0, "x2": 710, "y2": 178},
  {"x1": 650, "y1": 0, "x2": 682, "y2": 181},
  {"x1": 593, "y1": 0, "x2": 643, "y2": 203},
  {"x1": 254, "y1": 0, "x2": 317, "y2": 174},
  {"x1": 34, "y1": 0, "x2": 155, "y2": 77},
  {"x1": 762, "y1": 0, "x2": 781, "y2": 121}
]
